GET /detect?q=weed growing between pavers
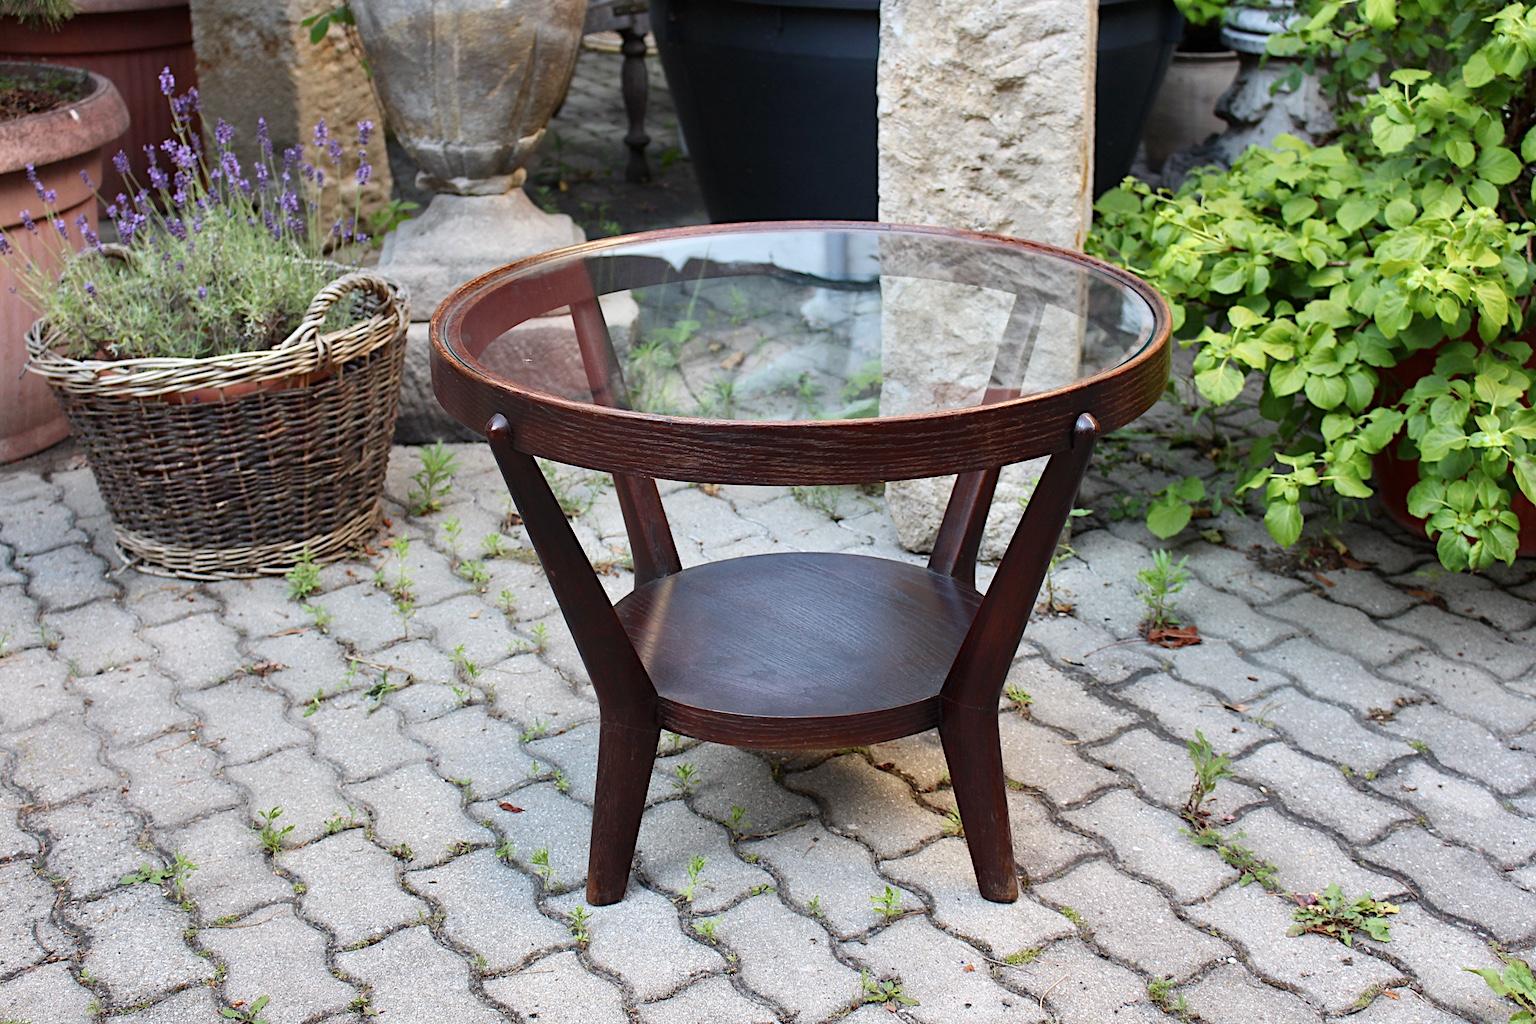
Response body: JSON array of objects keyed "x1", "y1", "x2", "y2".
[
  {"x1": 1468, "y1": 953, "x2": 1536, "y2": 1023},
  {"x1": 1288, "y1": 884, "x2": 1398, "y2": 946}
]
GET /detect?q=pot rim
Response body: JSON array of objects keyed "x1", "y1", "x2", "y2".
[{"x1": 0, "y1": 62, "x2": 129, "y2": 176}]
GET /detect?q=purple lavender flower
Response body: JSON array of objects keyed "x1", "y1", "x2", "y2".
[
  {"x1": 19, "y1": 210, "x2": 36, "y2": 234},
  {"x1": 52, "y1": 217, "x2": 67, "y2": 240},
  {"x1": 327, "y1": 138, "x2": 343, "y2": 164},
  {"x1": 313, "y1": 119, "x2": 329, "y2": 148},
  {"x1": 84, "y1": 281, "x2": 97, "y2": 297},
  {"x1": 257, "y1": 117, "x2": 272, "y2": 156},
  {"x1": 358, "y1": 120, "x2": 374, "y2": 147},
  {"x1": 112, "y1": 150, "x2": 131, "y2": 176},
  {"x1": 197, "y1": 285, "x2": 208, "y2": 300},
  {"x1": 148, "y1": 165, "x2": 169, "y2": 191},
  {"x1": 356, "y1": 160, "x2": 371, "y2": 187},
  {"x1": 0, "y1": 235, "x2": 10, "y2": 256},
  {"x1": 74, "y1": 214, "x2": 102, "y2": 251},
  {"x1": 79, "y1": 168, "x2": 95, "y2": 189},
  {"x1": 167, "y1": 217, "x2": 187, "y2": 240},
  {"x1": 159, "y1": 67, "x2": 175, "y2": 96},
  {"x1": 215, "y1": 119, "x2": 235, "y2": 148},
  {"x1": 355, "y1": 230, "x2": 369, "y2": 245}
]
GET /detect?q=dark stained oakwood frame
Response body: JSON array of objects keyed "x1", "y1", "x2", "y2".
[{"x1": 431, "y1": 221, "x2": 1172, "y2": 905}]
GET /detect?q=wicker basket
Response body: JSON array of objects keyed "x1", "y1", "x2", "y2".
[{"x1": 26, "y1": 270, "x2": 410, "y2": 579}]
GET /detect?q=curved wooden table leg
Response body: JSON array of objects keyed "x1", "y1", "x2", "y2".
[
  {"x1": 939, "y1": 707, "x2": 1016, "y2": 901},
  {"x1": 588, "y1": 718, "x2": 660, "y2": 904}
]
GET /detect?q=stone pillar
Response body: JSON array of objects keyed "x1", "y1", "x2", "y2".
[
  {"x1": 877, "y1": 0, "x2": 1098, "y2": 557},
  {"x1": 187, "y1": 2, "x2": 392, "y2": 215}
]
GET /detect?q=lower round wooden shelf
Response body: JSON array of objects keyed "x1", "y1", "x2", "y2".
[{"x1": 614, "y1": 552, "x2": 983, "y2": 748}]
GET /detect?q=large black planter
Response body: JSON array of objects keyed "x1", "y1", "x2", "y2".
[
  {"x1": 650, "y1": 0, "x2": 879, "y2": 222},
  {"x1": 652, "y1": 0, "x2": 1181, "y2": 223}
]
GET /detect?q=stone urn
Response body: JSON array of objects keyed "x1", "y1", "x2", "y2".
[
  {"x1": 351, "y1": 0, "x2": 593, "y2": 440},
  {"x1": 1210, "y1": 1, "x2": 1334, "y2": 160}
]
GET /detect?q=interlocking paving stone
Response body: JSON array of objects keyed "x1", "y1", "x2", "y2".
[
  {"x1": 309, "y1": 701, "x2": 430, "y2": 783},
  {"x1": 182, "y1": 679, "x2": 308, "y2": 765},
  {"x1": 1380, "y1": 703, "x2": 1536, "y2": 795},
  {"x1": 636, "y1": 798, "x2": 772, "y2": 913},
  {"x1": 1180, "y1": 963, "x2": 1322, "y2": 1024},
  {"x1": 1000, "y1": 656, "x2": 1135, "y2": 742},
  {"x1": 165, "y1": 809, "x2": 291, "y2": 920},
  {"x1": 414, "y1": 594, "x2": 524, "y2": 668},
  {"x1": 670, "y1": 741, "x2": 818, "y2": 831},
  {"x1": 526, "y1": 722, "x2": 672, "y2": 808},
  {"x1": 1363, "y1": 828, "x2": 1536, "y2": 942},
  {"x1": 69, "y1": 886, "x2": 212, "y2": 1006},
  {"x1": 1386, "y1": 604, "x2": 1536, "y2": 681},
  {"x1": 868, "y1": 730, "x2": 950, "y2": 792},
  {"x1": 549, "y1": 884, "x2": 725, "y2": 1000},
  {"x1": 1378, "y1": 903, "x2": 1511, "y2": 1022},
  {"x1": 317, "y1": 582, "x2": 414, "y2": 653},
  {"x1": 245, "y1": 630, "x2": 354, "y2": 704},
  {"x1": 1035, "y1": 860, "x2": 1232, "y2": 979},
  {"x1": 44, "y1": 601, "x2": 153, "y2": 676},
  {"x1": 111, "y1": 731, "x2": 240, "y2": 829},
  {"x1": 1226, "y1": 805, "x2": 1406, "y2": 898},
  {"x1": 1, "y1": 494, "x2": 85, "y2": 555},
  {"x1": 0, "y1": 961, "x2": 95, "y2": 1022},
  {"x1": 199, "y1": 903, "x2": 354, "y2": 1024},
  {"x1": 1234, "y1": 743, "x2": 1412, "y2": 845},
  {"x1": 347, "y1": 762, "x2": 488, "y2": 865},
  {"x1": 76, "y1": 664, "x2": 193, "y2": 749},
  {"x1": 0, "y1": 790, "x2": 38, "y2": 860},
  {"x1": 484, "y1": 949, "x2": 629, "y2": 1024},
  {"x1": 1087, "y1": 729, "x2": 1265, "y2": 822},
  {"x1": 637, "y1": 976, "x2": 777, "y2": 1024},
  {"x1": 848, "y1": 915, "x2": 1049, "y2": 1023},
  {"x1": 10, "y1": 711, "x2": 113, "y2": 805},
  {"x1": 998, "y1": 716, "x2": 1120, "y2": 806},
  {"x1": 1164, "y1": 639, "x2": 1278, "y2": 704},
  {"x1": 785, "y1": 755, "x2": 947, "y2": 859},
  {"x1": 205, "y1": 577, "x2": 306, "y2": 640},
  {"x1": 1119, "y1": 674, "x2": 1278, "y2": 755},
  {"x1": 1005, "y1": 789, "x2": 1102, "y2": 882},
  {"x1": 282, "y1": 830, "x2": 428, "y2": 946},
  {"x1": 0, "y1": 648, "x2": 72, "y2": 734},
  {"x1": 224, "y1": 748, "x2": 349, "y2": 847},
  {"x1": 1022, "y1": 610, "x2": 1163, "y2": 685},
  {"x1": 19, "y1": 545, "x2": 112, "y2": 612},
  {"x1": 881, "y1": 839, "x2": 1075, "y2": 955},
  {"x1": 1345, "y1": 988, "x2": 1469, "y2": 1024},
  {"x1": 1268, "y1": 593, "x2": 1423, "y2": 667},
  {"x1": 472, "y1": 781, "x2": 591, "y2": 888},
  {"x1": 407, "y1": 849, "x2": 568, "y2": 972},
  {"x1": 743, "y1": 820, "x2": 919, "y2": 938},
  {"x1": 0, "y1": 585, "x2": 41, "y2": 656},
  {"x1": 483, "y1": 653, "x2": 599, "y2": 731},
  {"x1": 117, "y1": 987, "x2": 222, "y2": 1023},
  {"x1": 1062, "y1": 788, "x2": 1230, "y2": 903},
  {"x1": 409, "y1": 706, "x2": 539, "y2": 796},
  {"x1": 1371, "y1": 760, "x2": 1536, "y2": 869},
  {"x1": 1183, "y1": 883, "x2": 1405, "y2": 1015},
  {"x1": 1312, "y1": 568, "x2": 1421, "y2": 618},
  {"x1": 1379, "y1": 651, "x2": 1536, "y2": 735},
  {"x1": 119, "y1": 575, "x2": 218, "y2": 628},
  {"x1": 337, "y1": 926, "x2": 504, "y2": 1024},
  {"x1": 714, "y1": 894, "x2": 861, "y2": 1022},
  {"x1": 1249, "y1": 639, "x2": 1417, "y2": 716},
  {"x1": 1256, "y1": 686, "x2": 1416, "y2": 772},
  {"x1": 1000, "y1": 937, "x2": 1165, "y2": 1022},
  {"x1": 140, "y1": 613, "x2": 245, "y2": 689},
  {"x1": 0, "y1": 861, "x2": 67, "y2": 975},
  {"x1": 30, "y1": 791, "x2": 147, "y2": 900}
]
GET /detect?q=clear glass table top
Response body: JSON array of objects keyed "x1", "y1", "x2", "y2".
[{"x1": 441, "y1": 224, "x2": 1162, "y2": 423}]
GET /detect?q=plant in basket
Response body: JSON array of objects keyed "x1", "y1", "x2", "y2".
[
  {"x1": 1091, "y1": 0, "x2": 1536, "y2": 572},
  {"x1": 0, "y1": 67, "x2": 409, "y2": 579}
]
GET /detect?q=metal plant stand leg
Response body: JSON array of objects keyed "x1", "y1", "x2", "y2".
[{"x1": 937, "y1": 413, "x2": 1100, "y2": 901}]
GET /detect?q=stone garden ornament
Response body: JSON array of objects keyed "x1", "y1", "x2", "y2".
[{"x1": 351, "y1": 0, "x2": 592, "y2": 439}]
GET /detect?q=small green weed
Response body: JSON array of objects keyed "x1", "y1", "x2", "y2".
[
  {"x1": 286, "y1": 548, "x2": 321, "y2": 601},
  {"x1": 1466, "y1": 952, "x2": 1536, "y2": 1023},
  {"x1": 1137, "y1": 549, "x2": 1191, "y2": 632},
  {"x1": 672, "y1": 762, "x2": 699, "y2": 792},
  {"x1": 1003, "y1": 947, "x2": 1041, "y2": 966},
  {"x1": 859, "y1": 971, "x2": 917, "y2": 1007},
  {"x1": 408, "y1": 442, "x2": 458, "y2": 516},
  {"x1": 568, "y1": 905, "x2": 591, "y2": 944},
  {"x1": 120, "y1": 853, "x2": 197, "y2": 896},
  {"x1": 693, "y1": 917, "x2": 721, "y2": 942},
  {"x1": 1148, "y1": 976, "x2": 1188, "y2": 1017},
  {"x1": 253, "y1": 807, "x2": 293, "y2": 855},
  {"x1": 1181, "y1": 729, "x2": 1232, "y2": 827},
  {"x1": 1188, "y1": 827, "x2": 1279, "y2": 891},
  {"x1": 681, "y1": 855, "x2": 706, "y2": 903},
  {"x1": 1289, "y1": 884, "x2": 1398, "y2": 946},
  {"x1": 219, "y1": 994, "x2": 272, "y2": 1023},
  {"x1": 871, "y1": 885, "x2": 905, "y2": 920},
  {"x1": 531, "y1": 847, "x2": 553, "y2": 885},
  {"x1": 1004, "y1": 683, "x2": 1033, "y2": 714}
]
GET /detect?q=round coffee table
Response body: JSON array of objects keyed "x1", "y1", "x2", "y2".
[{"x1": 431, "y1": 221, "x2": 1170, "y2": 905}]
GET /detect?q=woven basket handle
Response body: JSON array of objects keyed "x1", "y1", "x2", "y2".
[{"x1": 279, "y1": 270, "x2": 408, "y2": 362}]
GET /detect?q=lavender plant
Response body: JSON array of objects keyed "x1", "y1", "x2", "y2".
[{"x1": 0, "y1": 67, "x2": 373, "y2": 361}]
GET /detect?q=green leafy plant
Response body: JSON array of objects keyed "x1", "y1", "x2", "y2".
[
  {"x1": 408, "y1": 443, "x2": 458, "y2": 516},
  {"x1": 1004, "y1": 683, "x2": 1034, "y2": 714},
  {"x1": 567, "y1": 905, "x2": 591, "y2": 944},
  {"x1": 254, "y1": 807, "x2": 293, "y2": 856},
  {"x1": 693, "y1": 917, "x2": 721, "y2": 942},
  {"x1": 1089, "y1": 0, "x2": 1536, "y2": 572},
  {"x1": 1181, "y1": 730, "x2": 1233, "y2": 827},
  {"x1": 1289, "y1": 884, "x2": 1399, "y2": 945},
  {"x1": 531, "y1": 847, "x2": 553, "y2": 885},
  {"x1": 1467, "y1": 952, "x2": 1536, "y2": 1022},
  {"x1": 1148, "y1": 976, "x2": 1189, "y2": 1017},
  {"x1": 365, "y1": 199, "x2": 419, "y2": 247},
  {"x1": 727, "y1": 805, "x2": 749, "y2": 832},
  {"x1": 870, "y1": 885, "x2": 906, "y2": 920},
  {"x1": 219, "y1": 995, "x2": 272, "y2": 1024},
  {"x1": 120, "y1": 853, "x2": 197, "y2": 896},
  {"x1": 680, "y1": 855, "x2": 706, "y2": 903},
  {"x1": 859, "y1": 972, "x2": 918, "y2": 1007},
  {"x1": 1137, "y1": 550, "x2": 1191, "y2": 634},
  {"x1": 286, "y1": 548, "x2": 321, "y2": 601},
  {"x1": 1187, "y1": 827, "x2": 1280, "y2": 890}
]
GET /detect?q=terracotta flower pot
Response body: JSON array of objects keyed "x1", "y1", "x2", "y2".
[
  {"x1": 0, "y1": 0, "x2": 198, "y2": 201},
  {"x1": 1372, "y1": 344, "x2": 1536, "y2": 557},
  {"x1": 0, "y1": 63, "x2": 129, "y2": 463}
]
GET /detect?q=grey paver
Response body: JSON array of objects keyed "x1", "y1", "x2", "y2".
[
  {"x1": 1005, "y1": 788, "x2": 1102, "y2": 882},
  {"x1": 19, "y1": 545, "x2": 112, "y2": 611},
  {"x1": 165, "y1": 809, "x2": 292, "y2": 920},
  {"x1": 1183, "y1": 883, "x2": 1405, "y2": 1014},
  {"x1": 1381, "y1": 703, "x2": 1536, "y2": 795},
  {"x1": 1165, "y1": 638, "x2": 1277, "y2": 703},
  {"x1": 1087, "y1": 729, "x2": 1265, "y2": 822},
  {"x1": 785, "y1": 754, "x2": 946, "y2": 859},
  {"x1": 868, "y1": 730, "x2": 950, "y2": 792},
  {"x1": 0, "y1": 647, "x2": 73, "y2": 734},
  {"x1": 1250, "y1": 638, "x2": 1416, "y2": 716},
  {"x1": 311, "y1": 582, "x2": 410, "y2": 653},
  {"x1": 1267, "y1": 591, "x2": 1420, "y2": 666},
  {"x1": 182, "y1": 679, "x2": 308, "y2": 764},
  {"x1": 116, "y1": 987, "x2": 222, "y2": 1023},
  {"x1": 0, "y1": 861, "x2": 68, "y2": 975},
  {"x1": 638, "y1": 976, "x2": 777, "y2": 1024},
  {"x1": 43, "y1": 600, "x2": 152, "y2": 676},
  {"x1": 309, "y1": 701, "x2": 430, "y2": 783},
  {"x1": 743, "y1": 820, "x2": 918, "y2": 938},
  {"x1": 1235, "y1": 743, "x2": 1412, "y2": 845},
  {"x1": 1371, "y1": 760, "x2": 1536, "y2": 868},
  {"x1": 1380, "y1": 903, "x2": 1513, "y2": 1022},
  {"x1": 410, "y1": 705, "x2": 539, "y2": 795},
  {"x1": 549, "y1": 884, "x2": 724, "y2": 1000},
  {"x1": 347, "y1": 761, "x2": 488, "y2": 864},
  {"x1": 70, "y1": 886, "x2": 212, "y2": 1006},
  {"x1": 473, "y1": 782, "x2": 596, "y2": 895},
  {"x1": 1345, "y1": 988, "x2": 1470, "y2": 1024},
  {"x1": 0, "y1": 961, "x2": 95, "y2": 1023},
  {"x1": 199, "y1": 902, "x2": 354, "y2": 1024},
  {"x1": 1034, "y1": 860, "x2": 1231, "y2": 979},
  {"x1": 30, "y1": 791, "x2": 147, "y2": 900},
  {"x1": 1364, "y1": 828, "x2": 1536, "y2": 942},
  {"x1": 1000, "y1": 937, "x2": 1163, "y2": 1022},
  {"x1": 1385, "y1": 604, "x2": 1536, "y2": 681},
  {"x1": 998, "y1": 716, "x2": 1120, "y2": 806},
  {"x1": 637, "y1": 799, "x2": 772, "y2": 913},
  {"x1": 1227, "y1": 805, "x2": 1406, "y2": 898},
  {"x1": 8, "y1": 710, "x2": 112, "y2": 805},
  {"x1": 111, "y1": 730, "x2": 240, "y2": 829},
  {"x1": 336, "y1": 926, "x2": 504, "y2": 1024},
  {"x1": 849, "y1": 915, "x2": 1049, "y2": 1023},
  {"x1": 224, "y1": 747, "x2": 349, "y2": 846},
  {"x1": 1022, "y1": 612, "x2": 1163, "y2": 686},
  {"x1": 282, "y1": 830, "x2": 428, "y2": 946},
  {"x1": 407, "y1": 849, "x2": 568, "y2": 971},
  {"x1": 882, "y1": 838, "x2": 1073, "y2": 955},
  {"x1": 1379, "y1": 650, "x2": 1536, "y2": 735},
  {"x1": 1119, "y1": 674, "x2": 1277, "y2": 755},
  {"x1": 1, "y1": 494, "x2": 85, "y2": 555},
  {"x1": 1180, "y1": 963, "x2": 1322, "y2": 1024},
  {"x1": 669, "y1": 740, "x2": 818, "y2": 831},
  {"x1": 714, "y1": 894, "x2": 861, "y2": 1023},
  {"x1": 484, "y1": 949, "x2": 629, "y2": 1024},
  {"x1": 1257, "y1": 686, "x2": 1415, "y2": 771},
  {"x1": 76, "y1": 663, "x2": 193, "y2": 749},
  {"x1": 0, "y1": 790, "x2": 38, "y2": 860},
  {"x1": 1062, "y1": 788, "x2": 1230, "y2": 902},
  {"x1": 1000, "y1": 654, "x2": 1134, "y2": 742}
]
